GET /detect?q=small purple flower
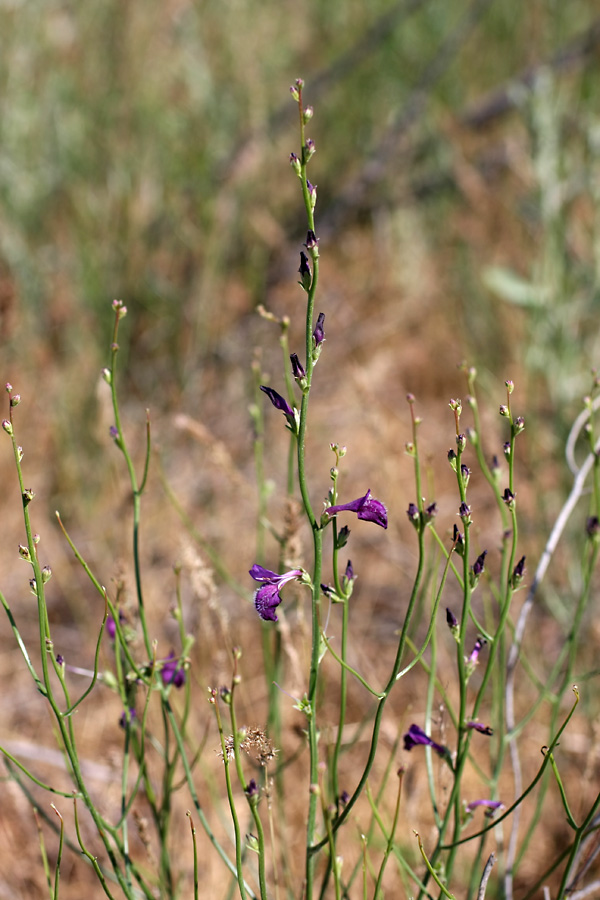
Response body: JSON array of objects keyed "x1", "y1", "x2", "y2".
[
  {"x1": 161, "y1": 652, "x2": 186, "y2": 688},
  {"x1": 344, "y1": 560, "x2": 354, "y2": 582},
  {"x1": 403, "y1": 724, "x2": 448, "y2": 759},
  {"x1": 424, "y1": 502, "x2": 438, "y2": 524},
  {"x1": 313, "y1": 312, "x2": 325, "y2": 346},
  {"x1": 260, "y1": 385, "x2": 295, "y2": 419},
  {"x1": 465, "y1": 799, "x2": 504, "y2": 816},
  {"x1": 109, "y1": 426, "x2": 119, "y2": 441},
  {"x1": 467, "y1": 721, "x2": 494, "y2": 736},
  {"x1": 326, "y1": 489, "x2": 388, "y2": 529},
  {"x1": 56, "y1": 654, "x2": 64, "y2": 666},
  {"x1": 106, "y1": 610, "x2": 125, "y2": 641},
  {"x1": 467, "y1": 637, "x2": 486, "y2": 667},
  {"x1": 249, "y1": 565, "x2": 303, "y2": 622}
]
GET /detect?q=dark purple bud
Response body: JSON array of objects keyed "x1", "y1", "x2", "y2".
[
  {"x1": 513, "y1": 416, "x2": 525, "y2": 434},
  {"x1": 56, "y1": 654, "x2": 64, "y2": 666},
  {"x1": 452, "y1": 524, "x2": 465, "y2": 555},
  {"x1": 245, "y1": 779, "x2": 260, "y2": 798},
  {"x1": 446, "y1": 607, "x2": 458, "y2": 629},
  {"x1": 305, "y1": 138, "x2": 315, "y2": 159},
  {"x1": 461, "y1": 464, "x2": 471, "y2": 487},
  {"x1": 109, "y1": 426, "x2": 119, "y2": 440},
  {"x1": 456, "y1": 433, "x2": 467, "y2": 452},
  {"x1": 467, "y1": 721, "x2": 494, "y2": 736},
  {"x1": 344, "y1": 560, "x2": 354, "y2": 582},
  {"x1": 502, "y1": 488, "x2": 515, "y2": 508},
  {"x1": 503, "y1": 442, "x2": 511, "y2": 457},
  {"x1": 407, "y1": 503, "x2": 419, "y2": 528},
  {"x1": 510, "y1": 555, "x2": 526, "y2": 587},
  {"x1": 289, "y1": 152, "x2": 301, "y2": 174},
  {"x1": 298, "y1": 252, "x2": 312, "y2": 290},
  {"x1": 459, "y1": 502, "x2": 472, "y2": 524},
  {"x1": 161, "y1": 652, "x2": 186, "y2": 688},
  {"x1": 250, "y1": 565, "x2": 304, "y2": 622},
  {"x1": 313, "y1": 312, "x2": 325, "y2": 346},
  {"x1": 448, "y1": 449, "x2": 457, "y2": 471},
  {"x1": 305, "y1": 229, "x2": 318, "y2": 250},
  {"x1": 339, "y1": 790, "x2": 350, "y2": 806},
  {"x1": 472, "y1": 550, "x2": 487, "y2": 577},
  {"x1": 327, "y1": 489, "x2": 388, "y2": 529},
  {"x1": 587, "y1": 516, "x2": 600, "y2": 538},
  {"x1": 465, "y1": 799, "x2": 504, "y2": 816},
  {"x1": 320, "y1": 583, "x2": 335, "y2": 597},
  {"x1": 260, "y1": 385, "x2": 295, "y2": 419},
  {"x1": 403, "y1": 724, "x2": 449, "y2": 759},
  {"x1": 424, "y1": 502, "x2": 438, "y2": 524},
  {"x1": 290, "y1": 353, "x2": 306, "y2": 380},
  {"x1": 119, "y1": 708, "x2": 136, "y2": 729}
]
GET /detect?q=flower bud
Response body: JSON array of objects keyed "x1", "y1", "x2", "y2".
[
  {"x1": 298, "y1": 252, "x2": 312, "y2": 292},
  {"x1": 2, "y1": 419, "x2": 12, "y2": 435}
]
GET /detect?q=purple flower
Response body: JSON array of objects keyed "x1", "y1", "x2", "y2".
[
  {"x1": 344, "y1": 560, "x2": 354, "y2": 582},
  {"x1": 249, "y1": 565, "x2": 303, "y2": 622},
  {"x1": 467, "y1": 637, "x2": 486, "y2": 666},
  {"x1": 106, "y1": 610, "x2": 125, "y2": 641},
  {"x1": 403, "y1": 724, "x2": 448, "y2": 758},
  {"x1": 260, "y1": 385, "x2": 295, "y2": 419},
  {"x1": 313, "y1": 312, "x2": 325, "y2": 346},
  {"x1": 465, "y1": 799, "x2": 504, "y2": 816},
  {"x1": 467, "y1": 721, "x2": 494, "y2": 736},
  {"x1": 161, "y1": 652, "x2": 186, "y2": 688},
  {"x1": 326, "y1": 489, "x2": 388, "y2": 529}
]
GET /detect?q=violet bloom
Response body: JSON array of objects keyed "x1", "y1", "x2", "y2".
[
  {"x1": 465, "y1": 799, "x2": 504, "y2": 816},
  {"x1": 467, "y1": 637, "x2": 486, "y2": 666},
  {"x1": 403, "y1": 724, "x2": 448, "y2": 759},
  {"x1": 326, "y1": 489, "x2": 388, "y2": 529},
  {"x1": 260, "y1": 385, "x2": 295, "y2": 419},
  {"x1": 249, "y1": 564, "x2": 303, "y2": 622},
  {"x1": 472, "y1": 550, "x2": 487, "y2": 577},
  {"x1": 161, "y1": 652, "x2": 186, "y2": 688}
]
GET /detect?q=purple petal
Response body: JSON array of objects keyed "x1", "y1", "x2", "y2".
[
  {"x1": 254, "y1": 583, "x2": 283, "y2": 622},
  {"x1": 403, "y1": 724, "x2": 447, "y2": 758},
  {"x1": 249, "y1": 564, "x2": 280, "y2": 582}
]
